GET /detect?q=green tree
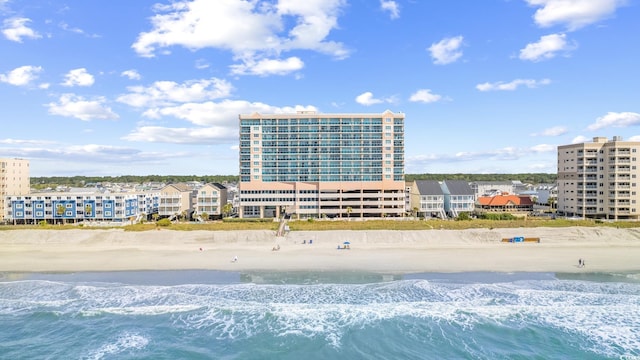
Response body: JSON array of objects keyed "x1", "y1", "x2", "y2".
[{"x1": 222, "y1": 203, "x2": 233, "y2": 218}]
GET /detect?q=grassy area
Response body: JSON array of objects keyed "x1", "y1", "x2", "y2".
[{"x1": 2, "y1": 218, "x2": 639, "y2": 232}]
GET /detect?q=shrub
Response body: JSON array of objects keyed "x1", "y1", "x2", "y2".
[
  {"x1": 478, "y1": 213, "x2": 516, "y2": 220},
  {"x1": 456, "y1": 212, "x2": 470, "y2": 221},
  {"x1": 156, "y1": 218, "x2": 172, "y2": 227}
]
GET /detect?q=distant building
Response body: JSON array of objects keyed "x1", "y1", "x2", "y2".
[
  {"x1": 476, "y1": 193, "x2": 534, "y2": 213},
  {"x1": 194, "y1": 183, "x2": 228, "y2": 220},
  {"x1": 469, "y1": 181, "x2": 516, "y2": 198},
  {"x1": 411, "y1": 180, "x2": 446, "y2": 218},
  {"x1": 5, "y1": 190, "x2": 158, "y2": 225},
  {"x1": 158, "y1": 183, "x2": 195, "y2": 220},
  {"x1": 557, "y1": 136, "x2": 640, "y2": 220},
  {"x1": 533, "y1": 183, "x2": 557, "y2": 206},
  {"x1": 410, "y1": 180, "x2": 475, "y2": 218},
  {"x1": 0, "y1": 158, "x2": 30, "y2": 222},
  {"x1": 442, "y1": 180, "x2": 475, "y2": 217},
  {"x1": 238, "y1": 110, "x2": 406, "y2": 219}
]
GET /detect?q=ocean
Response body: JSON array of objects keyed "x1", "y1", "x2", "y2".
[{"x1": 1, "y1": 270, "x2": 639, "y2": 360}]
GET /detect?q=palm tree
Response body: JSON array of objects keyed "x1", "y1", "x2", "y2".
[{"x1": 222, "y1": 203, "x2": 233, "y2": 218}]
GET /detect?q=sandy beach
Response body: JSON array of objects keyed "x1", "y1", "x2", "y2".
[{"x1": 1, "y1": 226, "x2": 640, "y2": 274}]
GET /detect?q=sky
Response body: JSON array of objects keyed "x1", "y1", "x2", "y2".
[{"x1": 1, "y1": 0, "x2": 639, "y2": 177}]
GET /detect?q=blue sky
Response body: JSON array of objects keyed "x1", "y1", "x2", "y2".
[{"x1": 1, "y1": 0, "x2": 639, "y2": 177}]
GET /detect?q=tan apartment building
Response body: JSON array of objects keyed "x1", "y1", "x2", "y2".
[
  {"x1": 195, "y1": 183, "x2": 228, "y2": 220},
  {"x1": 557, "y1": 136, "x2": 640, "y2": 220},
  {"x1": 238, "y1": 110, "x2": 405, "y2": 219},
  {"x1": 158, "y1": 183, "x2": 195, "y2": 220},
  {"x1": 1, "y1": 158, "x2": 30, "y2": 222}
]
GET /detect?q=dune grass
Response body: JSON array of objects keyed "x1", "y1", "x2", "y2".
[{"x1": 2, "y1": 217, "x2": 639, "y2": 232}]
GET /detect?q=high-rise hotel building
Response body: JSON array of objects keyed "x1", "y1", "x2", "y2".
[
  {"x1": 238, "y1": 110, "x2": 405, "y2": 219},
  {"x1": 557, "y1": 136, "x2": 640, "y2": 220},
  {"x1": 1, "y1": 158, "x2": 30, "y2": 221}
]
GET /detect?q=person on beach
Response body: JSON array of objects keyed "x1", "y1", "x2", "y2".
[
  {"x1": 232, "y1": 256, "x2": 238, "y2": 263},
  {"x1": 579, "y1": 258, "x2": 582, "y2": 267}
]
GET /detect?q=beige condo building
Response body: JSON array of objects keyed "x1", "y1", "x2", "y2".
[
  {"x1": 1, "y1": 158, "x2": 30, "y2": 221},
  {"x1": 238, "y1": 110, "x2": 406, "y2": 219},
  {"x1": 557, "y1": 136, "x2": 640, "y2": 220}
]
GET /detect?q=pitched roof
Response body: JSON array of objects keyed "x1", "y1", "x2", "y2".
[
  {"x1": 477, "y1": 194, "x2": 534, "y2": 206},
  {"x1": 443, "y1": 180, "x2": 474, "y2": 195},
  {"x1": 414, "y1": 180, "x2": 444, "y2": 195},
  {"x1": 210, "y1": 182, "x2": 227, "y2": 190}
]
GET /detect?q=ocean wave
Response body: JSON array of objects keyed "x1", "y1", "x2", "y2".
[{"x1": 1, "y1": 277, "x2": 639, "y2": 358}]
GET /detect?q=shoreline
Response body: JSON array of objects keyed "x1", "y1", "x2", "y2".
[
  {"x1": 1, "y1": 227, "x2": 640, "y2": 274},
  {"x1": 3, "y1": 269, "x2": 639, "y2": 286}
]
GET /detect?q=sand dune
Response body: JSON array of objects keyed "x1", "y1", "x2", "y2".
[{"x1": 1, "y1": 227, "x2": 639, "y2": 274}]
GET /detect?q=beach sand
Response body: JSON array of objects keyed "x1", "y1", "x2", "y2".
[{"x1": 1, "y1": 227, "x2": 639, "y2": 274}]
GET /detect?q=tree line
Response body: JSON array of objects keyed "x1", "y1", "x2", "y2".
[
  {"x1": 405, "y1": 173, "x2": 556, "y2": 184},
  {"x1": 31, "y1": 173, "x2": 556, "y2": 190},
  {"x1": 31, "y1": 175, "x2": 238, "y2": 190}
]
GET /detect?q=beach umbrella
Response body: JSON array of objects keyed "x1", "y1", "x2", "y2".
[{"x1": 343, "y1": 241, "x2": 351, "y2": 245}]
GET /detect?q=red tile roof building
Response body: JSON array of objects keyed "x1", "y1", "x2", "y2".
[{"x1": 476, "y1": 193, "x2": 534, "y2": 213}]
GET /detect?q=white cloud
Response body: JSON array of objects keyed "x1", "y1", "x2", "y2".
[
  {"x1": 530, "y1": 143, "x2": 555, "y2": 152},
  {"x1": 409, "y1": 89, "x2": 442, "y2": 103},
  {"x1": 229, "y1": 56, "x2": 304, "y2": 76},
  {"x1": 531, "y1": 126, "x2": 568, "y2": 136},
  {"x1": 121, "y1": 69, "x2": 141, "y2": 80},
  {"x1": 526, "y1": 0, "x2": 625, "y2": 31},
  {"x1": 125, "y1": 99, "x2": 317, "y2": 144},
  {"x1": 2, "y1": 17, "x2": 41, "y2": 42},
  {"x1": 0, "y1": 65, "x2": 42, "y2": 86},
  {"x1": 61, "y1": 68, "x2": 95, "y2": 87},
  {"x1": 519, "y1": 33, "x2": 572, "y2": 61},
  {"x1": 571, "y1": 135, "x2": 589, "y2": 143},
  {"x1": 628, "y1": 135, "x2": 640, "y2": 142},
  {"x1": 355, "y1": 92, "x2": 383, "y2": 106},
  {"x1": 131, "y1": 0, "x2": 348, "y2": 74},
  {"x1": 195, "y1": 59, "x2": 210, "y2": 69},
  {"x1": 587, "y1": 112, "x2": 640, "y2": 131},
  {"x1": 47, "y1": 94, "x2": 119, "y2": 121},
  {"x1": 122, "y1": 126, "x2": 237, "y2": 145},
  {"x1": 117, "y1": 77, "x2": 233, "y2": 108},
  {"x1": 476, "y1": 78, "x2": 551, "y2": 91},
  {"x1": 428, "y1": 36, "x2": 463, "y2": 65},
  {"x1": 380, "y1": 0, "x2": 400, "y2": 19}
]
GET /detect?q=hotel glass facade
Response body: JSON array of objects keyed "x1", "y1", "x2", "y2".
[
  {"x1": 238, "y1": 110, "x2": 405, "y2": 218},
  {"x1": 557, "y1": 136, "x2": 640, "y2": 220}
]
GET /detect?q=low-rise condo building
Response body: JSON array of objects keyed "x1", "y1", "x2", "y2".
[
  {"x1": 238, "y1": 110, "x2": 405, "y2": 219},
  {"x1": 6, "y1": 190, "x2": 157, "y2": 225},
  {"x1": 557, "y1": 136, "x2": 640, "y2": 220}
]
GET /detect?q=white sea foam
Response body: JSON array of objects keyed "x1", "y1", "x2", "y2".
[
  {"x1": 84, "y1": 331, "x2": 149, "y2": 360},
  {"x1": 2, "y1": 277, "x2": 640, "y2": 357}
]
